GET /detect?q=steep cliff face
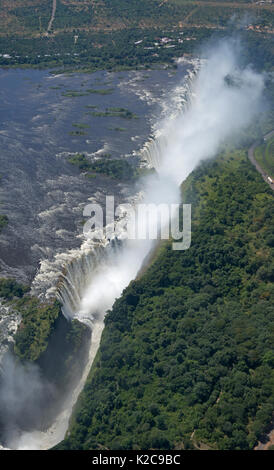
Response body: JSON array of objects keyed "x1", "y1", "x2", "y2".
[
  {"x1": 0, "y1": 29, "x2": 271, "y2": 450},
  {"x1": 0, "y1": 60, "x2": 196, "y2": 449},
  {"x1": 0, "y1": 299, "x2": 90, "y2": 449},
  {"x1": 55, "y1": 151, "x2": 274, "y2": 451}
]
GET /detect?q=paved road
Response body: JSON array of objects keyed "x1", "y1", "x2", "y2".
[{"x1": 248, "y1": 130, "x2": 274, "y2": 191}]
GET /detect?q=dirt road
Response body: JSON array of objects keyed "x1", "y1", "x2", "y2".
[
  {"x1": 47, "y1": 0, "x2": 57, "y2": 33},
  {"x1": 248, "y1": 130, "x2": 274, "y2": 191}
]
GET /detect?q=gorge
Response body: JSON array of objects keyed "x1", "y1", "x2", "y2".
[{"x1": 0, "y1": 39, "x2": 265, "y2": 450}]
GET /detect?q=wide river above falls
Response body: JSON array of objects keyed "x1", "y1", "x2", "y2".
[
  {"x1": 0, "y1": 62, "x2": 193, "y2": 286},
  {"x1": 0, "y1": 60, "x2": 195, "y2": 449}
]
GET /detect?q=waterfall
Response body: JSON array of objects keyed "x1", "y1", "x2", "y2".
[
  {"x1": 140, "y1": 132, "x2": 169, "y2": 170},
  {"x1": 0, "y1": 41, "x2": 266, "y2": 450},
  {"x1": 139, "y1": 62, "x2": 198, "y2": 170},
  {"x1": 0, "y1": 60, "x2": 200, "y2": 449},
  {"x1": 30, "y1": 60, "x2": 200, "y2": 323},
  {"x1": 36, "y1": 43, "x2": 265, "y2": 448},
  {"x1": 56, "y1": 238, "x2": 124, "y2": 325},
  {"x1": 3, "y1": 62, "x2": 199, "y2": 450},
  {"x1": 3, "y1": 67, "x2": 196, "y2": 449}
]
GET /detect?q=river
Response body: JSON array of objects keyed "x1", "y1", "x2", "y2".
[
  {"x1": 0, "y1": 41, "x2": 265, "y2": 449},
  {"x1": 0, "y1": 59, "x2": 196, "y2": 449}
]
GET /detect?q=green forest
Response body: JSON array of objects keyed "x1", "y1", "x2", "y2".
[
  {"x1": 55, "y1": 149, "x2": 274, "y2": 450},
  {"x1": 0, "y1": 0, "x2": 273, "y2": 453},
  {"x1": 0, "y1": 1, "x2": 273, "y2": 74}
]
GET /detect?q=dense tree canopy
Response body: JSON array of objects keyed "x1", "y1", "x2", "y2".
[{"x1": 55, "y1": 150, "x2": 274, "y2": 450}]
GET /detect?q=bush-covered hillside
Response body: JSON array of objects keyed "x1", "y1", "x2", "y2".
[{"x1": 55, "y1": 150, "x2": 274, "y2": 450}]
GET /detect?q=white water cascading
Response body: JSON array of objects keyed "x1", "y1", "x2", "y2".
[
  {"x1": 2, "y1": 42, "x2": 265, "y2": 450},
  {"x1": 5, "y1": 63, "x2": 198, "y2": 451}
]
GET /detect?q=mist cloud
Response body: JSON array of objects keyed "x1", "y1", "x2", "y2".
[
  {"x1": 77, "y1": 37, "x2": 265, "y2": 331},
  {"x1": 0, "y1": 353, "x2": 55, "y2": 449},
  {"x1": 158, "y1": 39, "x2": 264, "y2": 184},
  {"x1": 0, "y1": 38, "x2": 265, "y2": 450}
]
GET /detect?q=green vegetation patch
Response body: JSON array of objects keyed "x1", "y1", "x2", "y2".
[
  {"x1": 0, "y1": 278, "x2": 61, "y2": 365},
  {"x1": 68, "y1": 153, "x2": 136, "y2": 181},
  {"x1": 0, "y1": 278, "x2": 90, "y2": 389},
  {"x1": 0, "y1": 278, "x2": 29, "y2": 300},
  {"x1": 62, "y1": 90, "x2": 90, "y2": 98},
  {"x1": 0, "y1": 176, "x2": 8, "y2": 233},
  {"x1": 69, "y1": 130, "x2": 87, "y2": 136},
  {"x1": 72, "y1": 123, "x2": 90, "y2": 129},
  {"x1": 14, "y1": 297, "x2": 61, "y2": 362},
  {"x1": 91, "y1": 107, "x2": 138, "y2": 119},
  {"x1": 0, "y1": 215, "x2": 8, "y2": 232},
  {"x1": 86, "y1": 88, "x2": 114, "y2": 95},
  {"x1": 62, "y1": 88, "x2": 114, "y2": 98},
  {"x1": 109, "y1": 127, "x2": 127, "y2": 132}
]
